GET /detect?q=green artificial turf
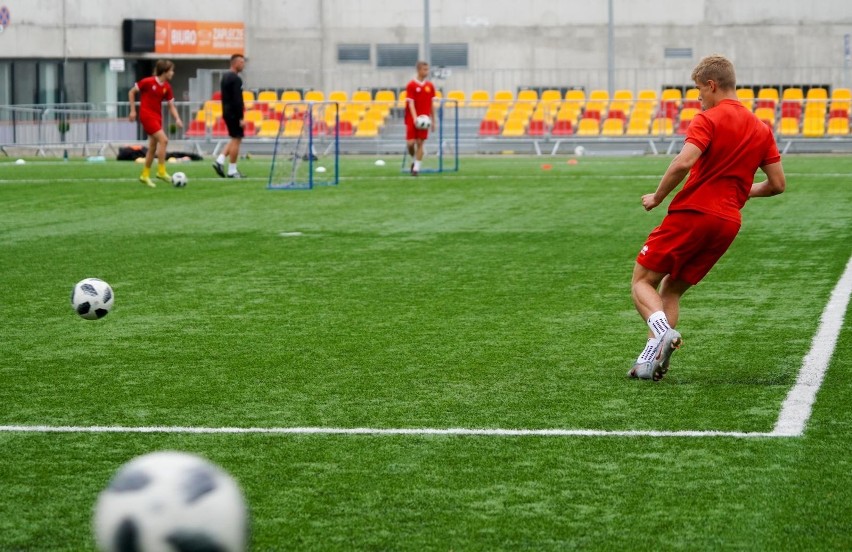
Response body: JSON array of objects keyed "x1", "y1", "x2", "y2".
[{"x1": 0, "y1": 154, "x2": 849, "y2": 550}]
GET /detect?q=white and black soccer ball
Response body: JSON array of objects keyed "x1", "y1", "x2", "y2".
[
  {"x1": 171, "y1": 172, "x2": 188, "y2": 187},
  {"x1": 93, "y1": 451, "x2": 249, "y2": 552},
  {"x1": 71, "y1": 278, "x2": 114, "y2": 320},
  {"x1": 414, "y1": 114, "x2": 432, "y2": 130}
]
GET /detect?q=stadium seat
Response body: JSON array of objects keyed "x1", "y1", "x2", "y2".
[
  {"x1": 754, "y1": 107, "x2": 776, "y2": 127},
  {"x1": 501, "y1": 119, "x2": 526, "y2": 137},
  {"x1": 350, "y1": 89, "x2": 372, "y2": 104},
  {"x1": 781, "y1": 87, "x2": 804, "y2": 103},
  {"x1": 586, "y1": 89, "x2": 609, "y2": 116},
  {"x1": 658, "y1": 101, "x2": 680, "y2": 119},
  {"x1": 779, "y1": 117, "x2": 800, "y2": 136},
  {"x1": 469, "y1": 90, "x2": 490, "y2": 107},
  {"x1": 492, "y1": 90, "x2": 514, "y2": 109},
  {"x1": 650, "y1": 117, "x2": 674, "y2": 136},
  {"x1": 527, "y1": 119, "x2": 548, "y2": 136},
  {"x1": 244, "y1": 109, "x2": 264, "y2": 124},
  {"x1": 676, "y1": 119, "x2": 691, "y2": 135},
  {"x1": 354, "y1": 119, "x2": 379, "y2": 137},
  {"x1": 635, "y1": 89, "x2": 658, "y2": 114},
  {"x1": 211, "y1": 91, "x2": 222, "y2": 101},
  {"x1": 446, "y1": 89, "x2": 466, "y2": 108},
  {"x1": 756, "y1": 88, "x2": 779, "y2": 109},
  {"x1": 576, "y1": 118, "x2": 600, "y2": 136},
  {"x1": 781, "y1": 102, "x2": 802, "y2": 120},
  {"x1": 374, "y1": 89, "x2": 396, "y2": 105},
  {"x1": 802, "y1": 116, "x2": 825, "y2": 137},
  {"x1": 242, "y1": 120, "x2": 257, "y2": 137},
  {"x1": 829, "y1": 87, "x2": 851, "y2": 112},
  {"x1": 281, "y1": 90, "x2": 302, "y2": 103},
  {"x1": 827, "y1": 117, "x2": 850, "y2": 135},
  {"x1": 736, "y1": 88, "x2": 755, "y2": 110},
  {"x1": 583, "y1": 109, "x2": 602, "y2": 121},
  {"x1": 184, "y1": 120, "x2": 207, "y2": 138},
  {"x1": 517, "y1": 89, "x2": 538, "y2": 103},
  {"x1": 328, "y1": 90, "x2": 348, "y2": 103},
  {"x1": 256, "y1": 119, "x2": 280, "y2": 138},
  {"x1": 540, "y1": 89, "x2": 562, "y2": 112},
  {"x1": 211, "y1": 118, "x2": 228, "y2": 137},
  {"x1": 684, "y1": 88, "x2": 700, "y2": 101},
  {"x1": 242, "y1": 90, "x2": 255, "y2": 110},
  {"x1": 682, "y1": 99, "x2": 701, "y2": 110},
  {"x1": 304, "y1": 90, "x2": 325, "y2": 102},
  {"x1": 551, "y1": 119, "x2": 573, "y2": 136},
  {"x1": 679, "y1": 107, "x2": 699, "y2": 122},
  {"x1": 625, "y1": 116, "x2": 651, "y2": 136},
  {"x1": 607, "y1": 109, "x2": 627, "y2": 121},
  {"x1": 335, "y1": 120, "x2": 354, "y2": 136},
  {"x1": 478, "y1": 119, "x2": 501, "y2": 136},
  {"x1": 601, "y1": 118, "x2": 624, "y2": 136},
  {"x1": 829, "y1": 108, "x2": 849, "y2": 119},
  {"x1": 396, "y1": 90, "x2": 407, "y2": 108},
  {"x1": 660, "y1": 88, "x2": 682, "y2": 105},
  {"x1": 256, "y1": 90, "x2": 278, "y2": 105},
  {"x1": 283, "y1": 119, "x2": 304, "y2": 137},
  {"x1": 311, "y1": 120, "x2": 329, "y2": 136},
  {"x1": 564, "y1": 89, "x2": 586, "y2": 112}
]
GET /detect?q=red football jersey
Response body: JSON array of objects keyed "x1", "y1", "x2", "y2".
[
  {"x1": 672, "y1": 99, "x2": 781, "y2": 224},
  {"x1": 405, "y1": 79, "x2": 436, "y2": 124},
  {"x1": 135, "y1": 76, "x2": 174, "y2": 123}
]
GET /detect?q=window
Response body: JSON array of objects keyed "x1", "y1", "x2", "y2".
[
  {"x1": 377, "y1": 44, "x2": 419, "y2": 68},
  {"x1": 664, "y1": 47, "x2": 693, "y2": 59},
  {"x1": 337, "y1": 44, "x2": 370, "y2": 63},
  {"x1": 431, "y1": 43, "x2": 468, "y2": 68}
]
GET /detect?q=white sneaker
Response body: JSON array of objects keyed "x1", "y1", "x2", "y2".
[
  {"x1": 652, "y1": 329, "x2": 683, "y2": 381},
  {"x1": 627, "y1": 361, "x2": 654, "y2": 379}
]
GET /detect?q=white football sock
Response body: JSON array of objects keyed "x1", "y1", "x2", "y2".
[
  {"x1": 228, "y1": 163, "x2": 238, "y2": 175},
  {"x1": 217, "y1": 154, "x2": 226, "y2": 165},
  {"x1": 413, "y1": 160, "x2": 421, "y2": 171},
  {"x1": 647, "y1": 311, "x2": 671, "y2": 340},
  {"x1": 636, "y1": 337, "x2": 660, "y2": 363}
]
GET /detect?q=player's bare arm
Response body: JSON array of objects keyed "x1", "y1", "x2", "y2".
[
  {"x1": 642, "y1": 142, "x2": 702, "y2": 211},
  {"x1": 127, "y1": 86, "x2": 138, "y2": 121},
  {"x1": 749, "y1": 162, "x2": 786, "y2": 198}
]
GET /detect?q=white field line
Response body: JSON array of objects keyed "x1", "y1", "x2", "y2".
[
  {"x1": 772, "y1": 253, "x2": 852, "y2": 436},
  {"x1": 1, "y1": 259, "x2": 849, "y2": 439}
]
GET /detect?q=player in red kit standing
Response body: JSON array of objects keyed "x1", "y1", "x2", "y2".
[
  {"x1": 128, "y1": 60, "x2": 183, "y2": 188},
  {"x1": 628, "y1": 54, "x2": 786, "y2": 381},
  {"x1": 405, "y1": 61, "x2": 436, "y2": 176}
]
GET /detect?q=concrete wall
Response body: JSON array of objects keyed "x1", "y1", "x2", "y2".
[{"x1": 2, "y1": 0, "x2": 852, "y2": 93}]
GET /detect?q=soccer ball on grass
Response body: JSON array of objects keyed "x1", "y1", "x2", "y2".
[
  {"x1": 171, "y1": 172, "x2": 188, "y2": 187},
  {"x1": 93, "y1": 451, "x2": 249, "y2": 552},
  {"x1": 71, "y1": 278, "x2": 114, "y2": 320},
  {"x1": 414, "y1": 114, "x2": 432, "y2": 130}
]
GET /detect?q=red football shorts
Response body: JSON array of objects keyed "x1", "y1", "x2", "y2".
[
  {"x1": 636, "y1": 210, "x2": 741, "y2": 285},
  {"x1": 139, "y1": 115, "x2": 163, "y2": 137},
  {"x1": 406, "y1": 123, "x2": 429, "y2": 141}
]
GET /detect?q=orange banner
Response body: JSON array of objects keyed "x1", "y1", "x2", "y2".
[{"x1": 155, "y1": 20, "x2": 244, "y2": 55}]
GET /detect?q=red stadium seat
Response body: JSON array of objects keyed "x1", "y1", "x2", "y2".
[
  {"x1": 781, "y1": 101, "x2": 802, "y2": 119},
  {"x1": 527, "y1": 120, "x2": 547, "y2": 136},
  {"x1": 478, "y1": 119, "x2": 500, "y2": 136},
  {"x1": 551, "y1": 119, "x2": 573, "y2": 136},
  {"x1": 242, "y1": 120, "x2": 256, "y2": 137},
  {"x1": 184, "y1": 120, "x2": 207, "y2": 138},
  {"x1": 211, "y1": 118, "x2": 228, "y2": 137}
]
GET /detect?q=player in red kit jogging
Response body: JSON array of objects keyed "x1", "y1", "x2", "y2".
[
  {"x1": 405, "y1": 61, "x2": 436, "y2": 176},
  {"x1": 128, "y1": 60, "x2": 183, "y2": 188},
  {"x1": 628, "y1": 54, "x2": 786, "y2": 381}
]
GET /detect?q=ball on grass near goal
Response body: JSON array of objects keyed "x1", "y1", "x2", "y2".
[
  {"x1": 171, "y1": 171, "x2": 188, "y2": 187},
  {"x1": 414, "y1": 114, "x2": 432, "y2": 130},
  {"x1": 71, "y1": 278, "x2": 114, "y2": 320},
  {"x1": 315, "y1": 166, "x2": 326, "y2": 173},
  {"x1": 93, "y1": 451, "x2": 249, "y2": 552}
]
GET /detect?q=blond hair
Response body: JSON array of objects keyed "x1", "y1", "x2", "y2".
[{"x1": 691, "y1": 55, "x2": 736, "y2": 90}]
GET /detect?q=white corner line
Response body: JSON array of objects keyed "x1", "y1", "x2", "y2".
[
  {"x1": 772, "y1": 253, "x2": 852, "y2": 436},
  {"x1": 2, "y1": 254, "x2": 849, "y2": 440}
]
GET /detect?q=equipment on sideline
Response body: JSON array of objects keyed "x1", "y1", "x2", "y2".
[{"x1": 268, "y1": 101, "x2": 340, "y2": 190}]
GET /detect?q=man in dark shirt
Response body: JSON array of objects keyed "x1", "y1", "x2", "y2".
[{"x1": 213, "y1": 54, "x2": 247, "y2": 178}]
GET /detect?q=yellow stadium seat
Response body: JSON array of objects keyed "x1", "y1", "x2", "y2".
[
  {"x1": 281, "y1": 90, "x2": 302, "y2": 102},
  {"x1": 396, "y1": 90, "x2": 407, "y2": 109},
  {"x1": 350, "y1": 90, "x2": 372, "y2": 103},
  {"x1": 242, "y1": 90, "x2": 255, "y2": 109},
  {"x1": 685, "y1": 88, "x2": 700, "y2": 101},
  {"x1": 754, "y1": 107, "x2": 776, "y2": 126},
  {"x1": 328, "y1": 90, "x2": 348, "y2": 103},
  {"x1": 374, "y1": 90, "x2": 395, "y2": 103},
  {"x1": 517, "y1": 89, "x2": 538, "y2": 103},
  {"x1": 625, "y1": 116, "x2": 651, "y2": 136},
  {"x1": 256, "y1": 90, "x2": 277, "y2": 104},
  {"x1": 781, "y1": 87, "x2": 804, "y2": 102},
  {"x1": 736, "y1": 88, "x2": 755, "y2": 111},
  {"x1": 779, "y1": 117, "x2": 799, "y2": 136},
  {"x1": 354, "y1": 119, "x2": 380, "y2": 137},
  {"x1": 679, "y1": 108, "x2": 700, "y2": 122},
  {"x1": 283, "y1": 119, "x2": 304, "y2": 137},
  {"x1": 661, "y1": 88, "x2": 683, "y2": 104},
  {"x1": 304, "y1": 90, "x2": 325, "y2": 102},
  {"x1": 564, "y1": 89, "x2": 586, "y2": 111},
  {"x1": 469, "y1": 90, "x2": 490, "y2": 107},
  {"x1": 501, "y1": 119, "x2": 526, "y2": 137},
  {"x1": 243, "y1": 109, "x2": 264, "y2": 124},
  {"x1": 492, "y1": 90, "x2": 514, "y2": 110},
  {"x1": 802, "y1": 116, "x2": 825, "y2": 137},
  {"x1": 576, "y1": 118, "x2": 600, "y2": 136},
  {"x1": 601, "y1": 118, "x2": 624, "y2": 136},
  {"x1": 650, "y1": 117, "x2": 674, "y2": 136},
  {"x1": 256, "y1": 119, "x2": 280, "y2": 138},
  {"x1": 446, "y1": 89, "x2": 466, "y2": 107},
  {"x1": 827, "y1": 117, "x2": 849, "y2": 135},
  {"x1": 830, "y1": 88, "x2": 851, "y2": 112},
  {"x1": 757, "y1": 88, "x2": 779, "y2": 107}
]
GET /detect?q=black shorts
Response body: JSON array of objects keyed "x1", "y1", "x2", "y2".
[{"x1": 223, "y1": 115, "x2": 244, "y2": 138}]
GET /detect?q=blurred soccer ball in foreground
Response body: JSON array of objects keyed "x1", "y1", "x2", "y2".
[
  {"x1": 414, "y1": 114, "x2": 432, "y2": 130},
  {"x1": 171, "y1": 172, "x2": 188, "y2": 187},
  {"x1": 71, "y1": 278, "x2": 114, "y2": 320},
  {"x1": 93, "y1": 451, "x2": 249, "y2": 552}
]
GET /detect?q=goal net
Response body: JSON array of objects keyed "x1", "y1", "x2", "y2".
[
  {"x1": 401, "y1": 98, "x2": 460, "y2": 174},
  {"x1": 268, "y1": 101, "x2": 340, "y2": 190}
]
